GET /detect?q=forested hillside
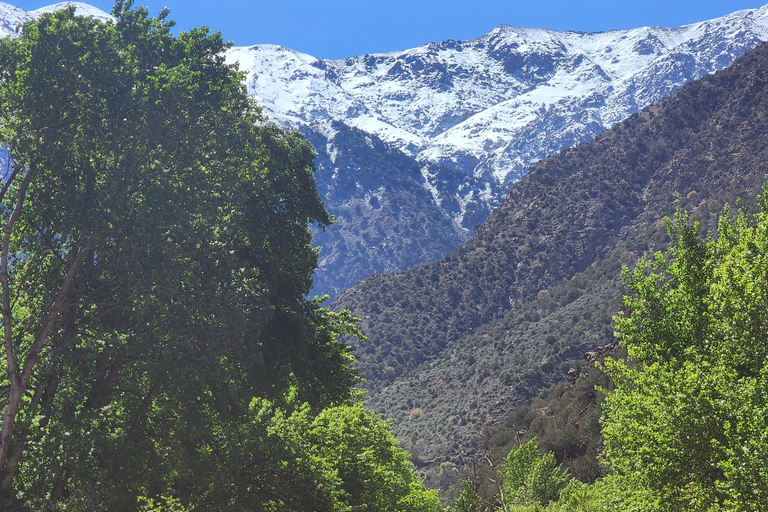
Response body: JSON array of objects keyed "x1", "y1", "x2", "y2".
[{"x1": 337, "y1": 41, "x2": 768, "y2": 466}]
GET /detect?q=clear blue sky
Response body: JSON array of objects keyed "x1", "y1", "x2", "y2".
[{"x1": 11, "y1": 0, "x2": 767, "y2": 59}]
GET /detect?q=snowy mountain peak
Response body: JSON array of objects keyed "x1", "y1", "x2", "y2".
[
  {"x1": 229, "y1": 5, "x2": 768, "y2": 218},
  {"x1": 222, "y1": 3, "x2": 768, "y2": 296},
  {"x1": 0, "y1": 3, "x2": 30, "y2": 37},
  {"x1": 0, "y1": 2, "x2": 111, "y2": 38},
  {"x1": 31, "y1": 2, "x2": 111, "y2": 21},
  {"x1": 1, "y1": 2, "x2": 767, "y2": 299}
]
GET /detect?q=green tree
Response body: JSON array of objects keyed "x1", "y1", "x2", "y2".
[
  {"x1": 179, "y1": 392, "x2": 442, "y2": 512},
  {"x1": 502, "y1": 438, "x2": 570, "y2": 508},
  {"x1": 451, "y1": 478, "x2": 483, "y2": 512},
  {"x1": 602, "y1": 197, "x2": 768, "y2": 510},
  {"x1": 0, "y1": 3, "x2": 439, "y2": 510}
]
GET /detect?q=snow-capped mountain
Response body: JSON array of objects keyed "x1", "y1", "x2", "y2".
[
  {"x1": 0, "y1": 2, "x2": 110, "y2": 37},
  {"x1": 3, "y1": 3, "x2": 768, "y2": 298},
  {"x1": 225, "y1": 5, "x2": 768, "y2": 297},
  {"x1": 30, "y1": 2, "x2": 110, "y2": 21},
  {"x1": 0, "y1": 3, "x2": 29, "y2": 37},
  {"x1": 228, "y1": 6, "x2": 768, "y2": 231}
]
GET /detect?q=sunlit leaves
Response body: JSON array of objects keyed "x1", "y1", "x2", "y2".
[{"x1": 602, "y1": 189, "x2": 768, "y2": 510}]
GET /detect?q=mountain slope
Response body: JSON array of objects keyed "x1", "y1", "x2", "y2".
[
  {"x1": 304, "y1": 121, "x2": 469, "y2": 296},
  {"x1": 226, "y1": 5, "x2": 768, "y2": 297},
  {"x1": 0, "y1": 1, "x2": 110, "y2": 36},
  {"x1": 337, "y1": 41, "x2": 768, "y2": 465}
]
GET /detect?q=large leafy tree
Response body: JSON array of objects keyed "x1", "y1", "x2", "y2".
[
  {"x1": 0, "y1": 3, "x2": 442, "y2": 511},
  {"x1": 601, "y1": 196, "x2": 768, "y2": 511}
]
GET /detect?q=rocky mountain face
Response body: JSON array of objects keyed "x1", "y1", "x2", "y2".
[
  {"x1": 304, "y1": 122, "x2": 468, "y2": 297},
  {"x1": 336, "y1": 42, "x2": 768, "y2": 467},
  {"x1": 225, "y1": 5, "x2": 768, "y2": 297}
]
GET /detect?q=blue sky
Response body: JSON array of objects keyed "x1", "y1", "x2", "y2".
[{"x1": 12, "y1": 0, "x2": 767, "y2": 59}]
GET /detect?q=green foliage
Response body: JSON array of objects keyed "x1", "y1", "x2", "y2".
[
  {"x1": 503, "y1": 438, "x2": 571, "y2": 508},
  {"x1": 138, "y1": 496, "x2": 190, "y2": 512},
  {"x1": 0, "y1": 4, "x2": 437, "y2": 510},
  {"x1": 305, "y1": 402, "x2": 442, "y2": 511},
  {"x1": 601, "y1": 195, "x2": 768, "y2": 510},
  {"x1": 538, "y1": 474, "x2": 658, "y2": 512},
  {"x1": 191, "y1": 394, "x2": 442, "y2": 512},
  {"x1": 499, "y1": 359, "x2": 616, "y2": 484},
  {"x1": 451, "y1": 479, "x2": 482, "y2": 512},
  {"x1": 443, "y1": 190, "x2": 768, "y2": 512}
]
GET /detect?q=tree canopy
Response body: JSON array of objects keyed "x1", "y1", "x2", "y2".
[
  {"x1": 601, "y1": 197, "x2": 768, "y2": 510},
  {"x1": 0, "y1": 3, "x2": 440, "y2": 510}
]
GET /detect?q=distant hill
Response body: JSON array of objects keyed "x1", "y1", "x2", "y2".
[{"x1": 336, "y1": 42, "x2": 768, "y2": 466}]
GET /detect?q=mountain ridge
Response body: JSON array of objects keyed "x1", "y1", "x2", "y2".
[
  {"x1": 225, "y1": 4, "x2": 768, "y2": 297},
  {"x1": 0, "y1": 2, "x2": 111, "y2": 33}
]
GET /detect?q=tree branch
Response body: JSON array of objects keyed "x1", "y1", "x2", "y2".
[
  {"x1": 0, "y1": 222, "x2": 101, "y2": 489},
  {"x1": 128, "y1": 372, "x2": 167, "y2": 441},
  {"x1": 19, "y1": 229, "x2": 101, "y2": 389},
  {"x1": 0, "y1": 158, "x2": 21, "y2": 205},
  {"x1": 0, "y1": 163, "x2": 35, "y2": 475}
]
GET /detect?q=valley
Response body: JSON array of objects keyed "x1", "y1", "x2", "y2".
[{"x1": 338, "y1": 37, "x2": 768, "y2": 480}]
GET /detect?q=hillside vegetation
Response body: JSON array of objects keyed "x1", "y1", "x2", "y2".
[
  {"x1": 448, "y1": 193, "x2": 768, "y2": 511},
  {"x1": 336, "y1": 42, "x2": 768, "y2": 467},
  {"x1": 306, "y1": 122, "x2": 469, "y2": 300}
]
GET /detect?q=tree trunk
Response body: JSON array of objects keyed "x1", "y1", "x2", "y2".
[
  {"x1": 0, "y1": 444, "x2": 22, "y2": 491},
  {"x1": 128, "y1": 373, "x2": 167, "y2": 441},
  {"x1": 0, "y1": 165, "x2": 35, "y2": 486},
  {"x1": 51, "y1": 468, "x2": 70, "y2": 501},
  {"x1": 0, "y1": 221, "x2": 99, "y2": 490},
  {"x1": 86, "y1": 346, "x2": 126, "y2": 410}
]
